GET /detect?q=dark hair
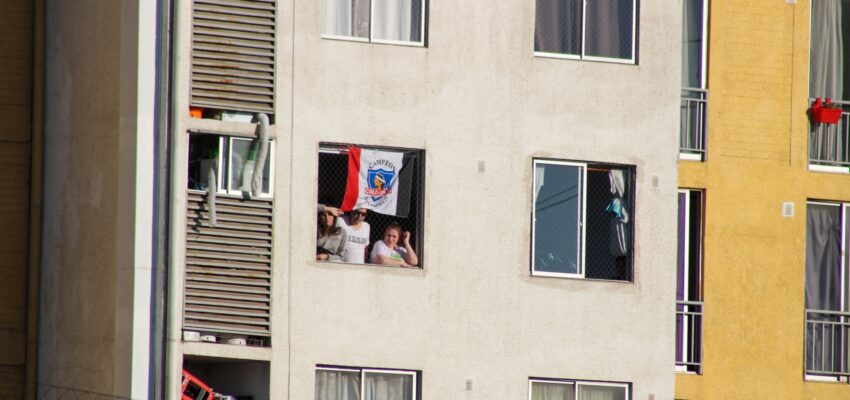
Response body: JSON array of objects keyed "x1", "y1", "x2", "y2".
[
  {"x1": 318, "y1": 211, "x2": 342, "y2": 238},
  {"x1": 384, "y1": 221, "x2": 402, "y2": 236}
]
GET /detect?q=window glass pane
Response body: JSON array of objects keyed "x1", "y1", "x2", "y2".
[
  {"x1": 584, "y1": 168, "x2": 631, "y2": 280},
  {"x1": 810, "y1": 0, "x2": 850, "y2": 100},
  {"x1": 323, "y1": 0, "x2": 371, "y2": 38},
  {"x1": 371, "y1": 0, "x2": 423, "y2": 43},
  {"x1": 534, "y1": 0, "x2": 582, "y2": 55},
  {"x1": 531, "y1": 381, "x2": 576, "y2": 400},
  {"x1": 363, "y1": 372, "x2": 413, "y2": 400},
  {"x1": 534, "y1": 163, "x2": 582, "y2": 275},
  {"x1": 584, "y1": 0, "x2": 634, "y2": 60},
  {"x1": 577, "y1": 384, "x2": 626, "y2": 400},
  {"x1": 682, "y1": 0, "x2": 704, "y2": 88},
  {"x1": 229, "y1": 139, "x2": 251, "y2": 192},
  {"x1": 315, "y1": 370, "x2": 362, "y2": 400}
]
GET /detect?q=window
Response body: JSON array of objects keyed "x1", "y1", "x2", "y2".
[
  {"x1": 676, "y1": 189, "x2": 703, "y2": 373},
  {"x1": 317, "y1": 144, "x2": 424, "y2": 267},
  {"x1": 534, "y1": 0, "x2": 637, "y2": 63},
  {"x1": 810, "y1": 0, "x2": 850, "y2": 102},
  {"x1": 188, "y1": 134, "x2": 275, "y2": 198},
  {"x1": 322, "y1": 0, "x2": 426, "y2": 46},
  {"x1": 804, "y1": 201, "x2": 850, "y2": 379},
  {"x1": 528, "y1": 378, "x2": 629, "y2": 400},
  {"x1": 531, "y1": 159, "x2": 635, "y2": 281},
  {"x1": 315, "y1": 366, "x2": 420, "y2": 400},
  {"x1": 680, "y1": 0, "x2": 708, "y2": 159}
]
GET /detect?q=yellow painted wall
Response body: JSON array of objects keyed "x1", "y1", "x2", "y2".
[{"x1": 676, "y1": 1, "x2": 850, "y2": 399}]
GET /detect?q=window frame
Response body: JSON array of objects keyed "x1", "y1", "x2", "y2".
[
  {"x1": 803, "y1": 200, "x2": 850, "y2": 382},
  {"x1": 218, "y1": 136, "x2": 276, "y2": 198},
  {"x1": 533, "y1": 0, "x2": 638, "y2": 64},
  {"x1": 531, "y1": 158, "x2": 635, "y2": 281},
  {"x1": 316, "y1": 365, "x2": 420, "y2": 400},
  {"x1": 321, "y1": 0, "x2": 427, "y2": 47},
  {"x1": 676, "y1": 188, "x2": 704, "y2": 374},
  {"x1": 528, "y1": 378, "x2": 630, "y2": 400},
  {"x1": 531, "y1": 159, "x2": 587, "y2": 279}
]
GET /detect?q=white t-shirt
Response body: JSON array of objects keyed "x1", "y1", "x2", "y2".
[
  {"x1": 370, "y1": 240, "x2": 408, "y2": 264},
  {"x1": 339, "y1": 218, "x2": 370, "y2": 263}
]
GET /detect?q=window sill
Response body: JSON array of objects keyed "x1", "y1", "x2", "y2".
[
  {"x1": 679, "y1": 153, "x2": 704, "y2": 162},
  {"x1": 804, "y1": 374, "x2": 848, "y2": 384},
  {"x1": 182, "y1": 341, "x2": 272, "y2": 361},
  {"x1": 315, "y1": 259, "x2": 423, "y2": 271},
  {"x1": 186, "y1": 117, "x2": 277, "y2": 140},
  {"x1": 530, "y1": 271, "x2": 632, "y2": 284},
  {"x1": 533, "y1": 51, "x2": 636, "y2": 65},
  {"x1": 809, "y1": 164, "x2": 850, "y2": 174},
  {"x1": 321, "y1": 34, "x2": 425, "y2": 48}
]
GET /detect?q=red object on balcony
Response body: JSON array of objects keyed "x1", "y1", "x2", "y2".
[
  {"x1": 181, "y1": 369, "x2": 214, "y2": 400},
  {"x1": 812, "y1": 97, "x2": 843, "y2": 124}
]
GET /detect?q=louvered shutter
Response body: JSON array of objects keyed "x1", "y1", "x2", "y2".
[
  {"x1": 191, "y1": 0, "x2": 276, "y2": 115},
  {"x1": 184, "y1": 190, "x2": 273, "y2": 337}
]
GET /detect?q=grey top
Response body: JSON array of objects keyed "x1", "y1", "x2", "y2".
[{"x1": 317, "y1": 229, "x2": 347, "y2": 262}]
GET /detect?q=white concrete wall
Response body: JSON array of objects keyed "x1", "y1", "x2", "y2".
[
  {"x1": 284, "y1": 1, "x2": 680, "y2": 399},
  {"x1": 167, "y1": 0, "x2": 681, "y2": 399}
]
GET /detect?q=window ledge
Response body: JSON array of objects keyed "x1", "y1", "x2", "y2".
[
  {"x1": 809, "y1": 164, "x2": 850, "y2": 174},
  {"x1": 321, "y1": 34, "x2": 425, "y2": 48},
  {"x1": 679, "y1": 153, "x2": 704, "y2": 162},
  {"x1": 182, "y1": 341, "x2": 272, "y2": 361},
  {"x1": 533, "y1": 51, "x2": 636, "y2": 65},
  {"x1": 530, "y1": 272, "x2": 632, "y2": 284},
  {"x1": 804, "y1": 374, "x2": 848, "y2": 384},
  {"x1": 315, "y1": 259, "x2": 424, "y2": 272},
  {"x1": 186, "y1": 117, "x2": 276, "y2": 140}
]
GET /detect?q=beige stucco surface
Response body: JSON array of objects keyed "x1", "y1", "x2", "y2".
[{"x1": 39, "y1": 0, "x2": 123, "y2": 395}]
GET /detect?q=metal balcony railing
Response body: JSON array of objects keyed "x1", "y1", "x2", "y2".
[
  {"x1": 680, "y1": 88, "x2": 708, "y2": 159},
  {"x1": 676, "y1": 300, "x2": 703, "y2": 373},
  {"x1": 810, "y1": 99, "x2": 850, "y2": 168},
  {"x1": 805, "y1": 309, "x2": 850, "y2": 378}
]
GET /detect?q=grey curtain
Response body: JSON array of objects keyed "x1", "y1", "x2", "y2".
[
  {"x1": 534, "y1": 0, "x2": 582, "y2": 55},
  {"x1": 315, "y1": 370, "x2": 361, "y2": 400},
  {"x1": 584, "y1": 0, "x2": 633, "y2": 60},
  {"x1": 805, "y1": 204, "x2": 843, "y2": 372},
  {"x1": 809, "y1": 0, "x2": 844, "y2": 100}
]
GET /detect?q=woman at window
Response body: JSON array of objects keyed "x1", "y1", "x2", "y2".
[
  {"x1": 370, "y1": 222, "x2": 418, "y2": 267},
  {"x1": 316, "y1": 210, "x2": 347, "y2": 262}
]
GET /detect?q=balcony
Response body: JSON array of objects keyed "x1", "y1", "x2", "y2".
[
  {"x1": 676, "y1": 300, "x2": 703, "y2": 374},
  {"x1": 805, "y1": 309, "x2": 850, "y2": 378},
  {"x1": 680, "y1": 88, "x2": 708, "y2": 160},
  {"x1": 810, "y1": 99, "x2": 850, "y2": 170}
]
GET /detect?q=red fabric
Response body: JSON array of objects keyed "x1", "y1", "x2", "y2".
[{"x1": 340, "y1": 146, "x2": 361, "y2": 211}]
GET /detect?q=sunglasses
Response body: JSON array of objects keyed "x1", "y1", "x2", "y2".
[{"x1": 350, "y1": 211, "x2": 367, "y2": 216}]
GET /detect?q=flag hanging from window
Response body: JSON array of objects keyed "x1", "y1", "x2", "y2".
[{"x1": 341, "y1": 146, "x2": 412, "y2": 217}]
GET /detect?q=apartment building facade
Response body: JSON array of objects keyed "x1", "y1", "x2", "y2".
[
  {"x1": 675, "y1": 0, "x2": 850, "y2": 398},
  {"x1": 36, "y1": 0, "x2": 681, "y2": 399}
]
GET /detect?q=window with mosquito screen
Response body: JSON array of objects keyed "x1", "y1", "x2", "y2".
[
  {"x1": 317, "y1": 144, "x2": 424, "y2": 267},
  {"x1": 322, "y1": 0, "x2": 426, "y2": 45},
  {"x1": 532, "y1": 159, "x2": 635, "y2": 281},
  {"x1": 529, "y1": 378, "x2": 629, "y2": 400},
  {"x1": 315, "y1": 366, "x2": 420, "y2": 400},
  {"x1": 534, "y1": 0, "x2": 637, "y2": 63}
]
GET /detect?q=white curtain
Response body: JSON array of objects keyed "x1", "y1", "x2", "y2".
[
  {"x1": 531, "y1": 382, "x2": 576, "y2": 400},
  {"x1": 371, "y1": 0, "x2": 422, "y2": 42},
  {"x1": 578, "y1": 385, "x2": 626, "y2": 400},
  {"x1": 810, "y1": 0, "x2": 844, "y2": 100},
  {"x1": 316, "y1": 370, "x2": 362, "y2": 400},
  {"x1": 323, "y1": 0, "x2": 370, "y2": 38},
  {"x1": 363, "y1": 373, "x2": 413, "y2": 400}
]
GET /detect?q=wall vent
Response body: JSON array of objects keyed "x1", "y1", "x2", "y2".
[{"x1": 190, "y1": 0, "x2": 276, "y2": 115}]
